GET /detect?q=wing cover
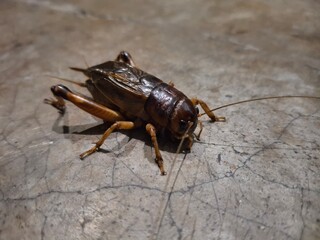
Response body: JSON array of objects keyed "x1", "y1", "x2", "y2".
[{"x1": 87, "y1": 61, "x2": 163, "y2": 120}]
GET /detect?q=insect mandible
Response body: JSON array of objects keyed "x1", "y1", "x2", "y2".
[{"x1": 44, "y1": 51, "x2": 320, "y2": 175}]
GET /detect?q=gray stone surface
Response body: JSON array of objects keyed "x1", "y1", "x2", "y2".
[{"x1": 1, "y1": 0, "x2": 320, "y2": 239}]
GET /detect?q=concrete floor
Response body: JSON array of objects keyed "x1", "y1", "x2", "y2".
[{"x1": 1, "y1": 0, "x2": 320, "y2": 239}]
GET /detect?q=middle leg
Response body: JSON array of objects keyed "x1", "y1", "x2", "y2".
[
  {"x1": 146, "y1": 123, "x2": 166, "y2": 175},
  {"x1": 80, "y1": 120, "x2": 140, "y2": 159}
]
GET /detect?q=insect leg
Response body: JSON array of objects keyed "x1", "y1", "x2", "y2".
[
  {"x1": 115, "y1": 51, "x2": 136, "y2": 67},
  {"x1": 46, "y1": 84, "x2": 125, "y2": 121},
  {"x1": 191, "y1": 98, "x2": 226, "y2": 122},
  {"x1": 145, "y1": 123, "x2": 166, "y2": 176},
  {"x1": 80, "y1": 121, "x2": 140, "y2": 159},
  {"x1": 44, "y1": 89, "x2": 66, "y2": 114},
  {"x1": 168, "y1": 81, "x2": 175, "y2": 87},
  {"x1": 183, "y1": 135, "x2": 194, "y2": 153},
  {"x1": 195, "y1": 120, "x2": 203, "y2": 140}
]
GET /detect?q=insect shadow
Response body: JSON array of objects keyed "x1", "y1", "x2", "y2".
[{"x1": 50, "y1": 112, "x2": 183, "y2": 162}]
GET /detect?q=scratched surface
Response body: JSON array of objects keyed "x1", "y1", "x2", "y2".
[{"x1": 1, "y1": 0, "x2": 320, "y2": 239}]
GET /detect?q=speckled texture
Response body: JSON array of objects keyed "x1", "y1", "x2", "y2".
[{"x1": 1, "y1": 0, "x2": 320, "y2": 239}]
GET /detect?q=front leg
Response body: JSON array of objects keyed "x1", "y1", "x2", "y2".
[{"x1": 191, "y1": 98, "x2": 226, "y2": 122}]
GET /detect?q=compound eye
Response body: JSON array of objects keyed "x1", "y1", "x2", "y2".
[{"x1": 179, "y1": 120, "x2": 188, "y2": 132}]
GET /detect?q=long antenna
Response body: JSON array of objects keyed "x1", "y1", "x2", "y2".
[{"x1": 198, "y1": 95, "x2": 320, "y2": 117}]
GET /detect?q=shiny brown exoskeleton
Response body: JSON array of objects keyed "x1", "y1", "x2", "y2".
[{"x1": 45, "y1": 51, "x2": 226, "y2": 175}]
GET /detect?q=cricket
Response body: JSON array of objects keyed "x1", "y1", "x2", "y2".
[{"x1": 44, "y1": 51, "x2": 320, "y2": 175}]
